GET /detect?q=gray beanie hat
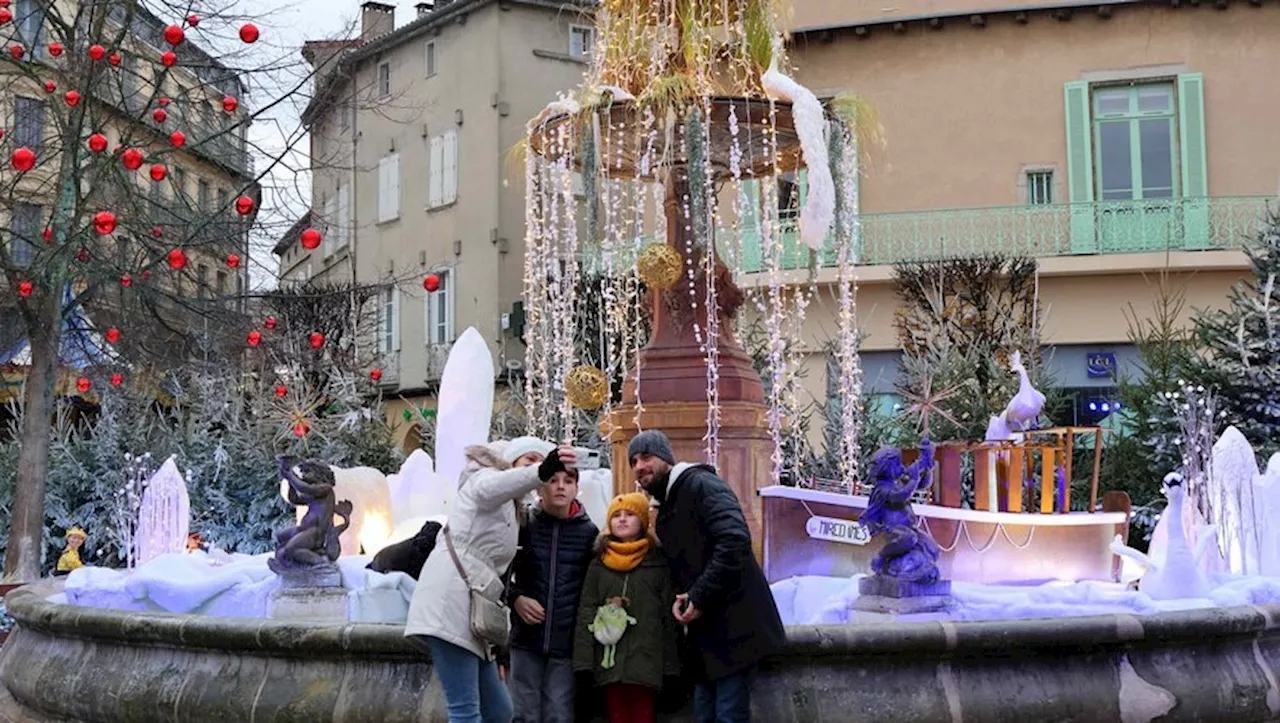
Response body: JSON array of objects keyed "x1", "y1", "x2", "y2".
[{"x1": 628, "y1": 430, "x2": 675, "y2": 465}]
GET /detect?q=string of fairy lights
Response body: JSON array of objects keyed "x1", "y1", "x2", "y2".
[{"x1": 519, "y1": 0, "x2": 867, "y2": 489}]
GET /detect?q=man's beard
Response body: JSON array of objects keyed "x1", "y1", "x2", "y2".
[{"x1": 642, "y1": 468, "x2": 671, "y2": 498}]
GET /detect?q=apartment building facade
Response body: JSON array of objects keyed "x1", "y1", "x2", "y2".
[
  {"x1": 282, "y1": 0, "x2": 592, "y2": 447},
  {"x1": 761, "y1": 0, "x2": 1280, "y2": 425}
]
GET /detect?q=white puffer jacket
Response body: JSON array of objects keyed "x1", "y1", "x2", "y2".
[{"x1": 404, "y1": 440, "x2": 543, "y2": 660}]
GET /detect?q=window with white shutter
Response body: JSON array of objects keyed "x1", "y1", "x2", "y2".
[
  {"x1": 378, "y1": 286, "x2": 400, "y2": 354},
  {"x1": 322, "y1": 194, "x2": 336, "y2": 257},
  {"x1": 429, "y1": 136, "x2": 444, "y2": 208},
  {"x1": 336, "y1": 184, "x2": 350, "y2": 249},
  {"x1": 378, "y1": 154, "x2": 400, "y2": 223},
  {"x1": 443, "y1": 130, "x2": 458, "y2": 205},
  {"x1": 425, "y1": 268, "x2": 454, "y2": 346}
]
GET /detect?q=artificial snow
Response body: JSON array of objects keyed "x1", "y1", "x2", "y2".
[
  {"x1": 771, "y1": 572, "x2": 1280, "y2": 626},
  {"x1": 64, "y1": 551, "x2": 416, "y2": 623}
]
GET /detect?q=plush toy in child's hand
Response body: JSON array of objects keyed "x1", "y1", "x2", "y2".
[{"x1": 588, "y1": 597, "x2": 636, "y2": 669}]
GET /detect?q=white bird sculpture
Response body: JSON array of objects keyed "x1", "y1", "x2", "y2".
[
  {"x1": 1109, "y1": 472, "x2": 1218, "y2": 600},
  {"x1": 1001, "y1": 351, "x2": 1045, "y2": 432}
]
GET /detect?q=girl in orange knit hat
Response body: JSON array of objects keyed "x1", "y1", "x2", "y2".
[{"x1": 573, "y1": 492, "x2": 680, "y2": 723}]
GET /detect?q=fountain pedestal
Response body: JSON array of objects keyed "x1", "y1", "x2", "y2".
[
  {"x1": 267, "y1": 564, "x2": 346, "y2": 623},
  {"x1": 853, "y1": 575, "x2": 952, "y2": 615}
]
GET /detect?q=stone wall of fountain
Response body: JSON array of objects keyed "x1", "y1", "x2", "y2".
[{"x1": 4, "y1": 582, "x2": 1279, "y2": 721}]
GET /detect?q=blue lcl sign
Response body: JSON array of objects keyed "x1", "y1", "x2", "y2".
[{"x1": 1087, "y1": 352, "x2": 1117, "y2": 379}]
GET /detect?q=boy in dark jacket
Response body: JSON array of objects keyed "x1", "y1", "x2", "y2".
[
  {"x1": 628, "y1": 430, "x2": 786, "y2": 723},
  {"x1": 507, "y1": 467, "x2": 598, "y2": 723}
]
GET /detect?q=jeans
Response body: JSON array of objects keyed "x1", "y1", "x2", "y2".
[
  {"x1": 424, "y1": 636, "x2": 514, "y2": 723},
  {"x1": 693, "y1": 668, "x2": 753, "y2": 723},
  {"x1": 508, "y1": 648, "x2": 575, "y2": 723}
]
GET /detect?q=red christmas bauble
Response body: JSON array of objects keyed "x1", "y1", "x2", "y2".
[
  {"x1": 152, "y1": 108, "x2": 167, "y2": 123},
  {"x1": 10, "y1": 146, "x2": 34, "y2": 171},
  {"x1": 9, "y1": 45, "x2": 23, "y2": 59},
  {"x1": 226, "y1": 253, "x2": 241, "y2": 268},
  {"x1": 64, "y1": 90, "x2": 80, "y2": 106},
  {"x1": 370, "y1": 368, "x2": 383, "y2": 382},
  {"x1": 18, "y1": 279, "x2": 32, "y2": 297},
  {"x1": 75, "y1": 247, "x2": 89, "y2": 263},
  {"x1": 275, "y1": 385, "x2": 288, "y2": 398},
  {"x1": 300, "y1": 227, "x2": 321, "y2": 250},
  {"x1": 120, "y1": 274, "x2": 133, "y2": 288},
  {"x1": 111, "y1": 373, "x2": 124, "y2": 387},
  {"x1": 88, "y1": 44, "x2": 104, "y2": 61},
  {"x1": 166, "y1": 248, "x2": 187, "y2": 270},
  {"x1": 88, "y1": 133, "x2": 107, "y2": 152},
  {"x1": 0, "y1": 9, "x2": 11, "y2": 23},
  {"x1": 47, "y1": 41, "x2": 61, "y2": 56},
  {"x1": 158, "y1": 97, "x2": 169, "y2": 106},
  {"x1": 76, "y1": 377, "x2": 91, "y2": 394},
  {"x1": 264, "y1": 316, "x2": 278, "y2": 330},
  {"x1": 151, "y1": 226, "x2": 163, "y2": 238},
  {"x1": 0, "y1": 1, "x2": 10, "y2": 8},
  {"x1": 187, "y1": 15, "x2": 199, "y2": 27},
  {"x1": 41, "y1": 228, "x2": 50, "y2": 243},
  {"x1": 235, "y1": 195, "x2": 255, "y2": 215},
  {"x1": 169, "y1": 131, "x2": 185, "y2": 147},
  {"x1": 93, "y1": 210, "x2": 116, "y2": 235},
  {"x1": 105, "y1": 328, "x2": 120, "y2": 344},
  {"x1": 149, "y1": 164, "x2": 167, "y2": 181},
  {"x1": 163, "y1": 25, "x2": 184, "y2": 46},
  {"x1": 43, "y1": 80, "x2": 54, "y2": 93},
  {"x1": 108, "y1": 52, "x2": 120, "y2": 66},
  {"x1": 247, "y1": 330, "x2": 262, "y2": 347},
  {"x1": 141, "y1": 270, "x2": 151, "y2": 281},
  {"x1": 309, "y1": 332, "x2": 325, "y2": 349},
  {"x1": 423, "y1": 274, "x2": 441, "y2": 292},
  {"x1": 292, "y1": 421, "x2": 310, "y2": 437},
  {"x1": 121, "y1": 147, "x2": 143, "y2": 170},
  {"x1": 161, "y1": 51, "x2": 176, "y2": 67},
  {"x1": 239, "y1": 24, "x2": 259, "y2": 43},
  {"x1": 222, "y1": 96, "x2": 238, "y2": 113}
]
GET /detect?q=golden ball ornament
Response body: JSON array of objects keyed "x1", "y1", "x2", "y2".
[
  {"x1": 564, "y1": 365, "x2": 610, "y2": 409},
  {"x1": 636, "y1": 243, "x2": 683, "y2": 290}
]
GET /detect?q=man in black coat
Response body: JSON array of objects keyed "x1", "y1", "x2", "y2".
[
  {"x1": 628, "y1": 430, "x2": 786, "y2": 723},
  {"x1": 506, "y1": 467, "x2": 598, "y2": 723}
]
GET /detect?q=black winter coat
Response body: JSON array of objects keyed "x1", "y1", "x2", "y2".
[
  {"x1": 654, "y1": 464, "x2": 787, "y2": 682},
  {"x1": 508, "y1": 502, "x2": 598, "y2": 657}
]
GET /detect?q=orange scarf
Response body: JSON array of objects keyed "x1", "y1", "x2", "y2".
[{"x1": 602, "y1": 537, "x2": 650, "y2": 572}]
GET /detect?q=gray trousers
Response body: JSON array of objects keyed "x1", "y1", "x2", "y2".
[{"x1": 508, "y1": 647, "x2": 575, "y2": 723}]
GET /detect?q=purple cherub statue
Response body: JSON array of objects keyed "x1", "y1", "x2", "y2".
[{"x1": 860, "y1": 438, "x2": 941, "y2": 584}]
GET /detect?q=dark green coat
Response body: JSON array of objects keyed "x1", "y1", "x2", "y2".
[{"x1": 572, "y1": 551, "x2": 681, "y2": 691}]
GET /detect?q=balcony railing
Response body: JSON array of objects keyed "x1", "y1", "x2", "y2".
[
  {"x1": 575, "y1": 196, "x2": 1272, "y2": 275},
  {"x1": 743, "y1": 196, "x2": 1273, "y2": 272}
]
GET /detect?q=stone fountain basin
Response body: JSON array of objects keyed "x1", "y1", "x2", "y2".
[{"x1": 3, "y1": 582, "x2": 1280, "y2": 722}]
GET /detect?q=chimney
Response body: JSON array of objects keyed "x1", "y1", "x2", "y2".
[
  {"x1": 416, "y1": 1, "x2": 435, "y2": 17},
  {"x1": 360, "y1": 2, "x2": 395, "y2": 42}
]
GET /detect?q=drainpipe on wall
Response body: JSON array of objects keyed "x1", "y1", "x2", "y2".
[{"x1": 350, "y1": 75, "x2": 361, "y2": 370}]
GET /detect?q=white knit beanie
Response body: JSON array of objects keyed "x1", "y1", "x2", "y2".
[{"x1": 502, "y1": 436, "x2": 555, "y2": 464}]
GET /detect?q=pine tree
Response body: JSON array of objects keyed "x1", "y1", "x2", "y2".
[{"x1": 1189, "y1": 209, "x2": 1280, "y2": 459}]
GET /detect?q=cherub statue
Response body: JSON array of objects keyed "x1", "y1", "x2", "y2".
[
  {"x1": 860, "y1": 438, "x2": 941, "y2": 584},
  {"x1": 269, "y1": 457, "x2": 352, "y2": 575}
]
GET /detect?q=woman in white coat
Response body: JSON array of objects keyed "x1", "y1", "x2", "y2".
[{"x1": 406, "y1": 436, "x2": 574, "y2": 723}]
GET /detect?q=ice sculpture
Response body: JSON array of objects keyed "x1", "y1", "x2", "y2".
[
  {"x1": 435, "y1": 327, "x2": 496, "y2": 488},
  {"x1": 135, "y1": 456, "x2": 190, "y2": 567},
  {"x1": 280, "y1": 465, "x2": 392, "y2": 557},
  {"x1": 1110, "y1": 473, "x2": 1217, "y2": 600},
  {"x1": 386, "y1": 449, "x2": 455, "y2": 525}
]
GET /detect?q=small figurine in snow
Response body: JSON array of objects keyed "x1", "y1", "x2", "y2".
[
  {"x1": 54, "y1": 527, "x2": 88, "y2": 576},
  {"x1": 861, "y1": 439, "x2": 941, "y2": 583},
  {"x1": 186, "y1": 532, "x2": 207, "y2": 553}
]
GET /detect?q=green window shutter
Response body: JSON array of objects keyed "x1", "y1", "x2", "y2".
[
  {"x1": 1178, "y1": 73, "x2": 1209, "y2": 250},
  {"x1": 1064, "y1": 80, "x2": 1097, "y2": 253},
  {"x1": 739, "y1": 180, "x2": 763, "y2": 273}
]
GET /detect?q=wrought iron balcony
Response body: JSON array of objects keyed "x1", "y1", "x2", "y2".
[{"x1": 740, "y1": 195, "x2": 1273, "y2": 272}]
